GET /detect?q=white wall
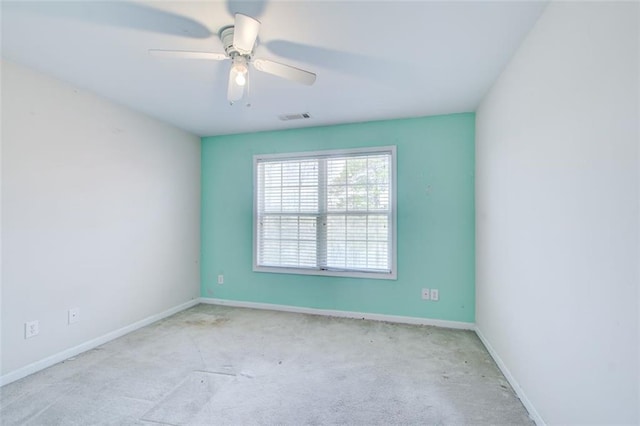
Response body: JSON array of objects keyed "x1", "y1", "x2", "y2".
[
  {"x1": 1, "y1": 61, "x2": 201, "y2": 379},
  {"x1": 476, "y1": 2, "x2": 639, "y2": 424}
]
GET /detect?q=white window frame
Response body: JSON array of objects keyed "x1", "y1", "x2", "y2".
[{"x1": 253, "y1": 146, "x2": 397, "y2": 280}]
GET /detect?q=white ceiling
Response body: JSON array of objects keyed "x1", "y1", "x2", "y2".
[{"x1": 1, "y1": 1, "x2": 547, "y2": 137}]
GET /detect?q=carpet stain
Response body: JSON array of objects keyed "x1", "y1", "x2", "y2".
[{"x1": 184, "y1": 317, "x2": 229, "y2": 327}]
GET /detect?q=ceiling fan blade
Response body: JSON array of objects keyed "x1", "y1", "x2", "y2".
[
  {"x1": 149, "y1": 50, "x2": 227, "y2": 61},
  {"x1": 227, "y1": 67, "x2": 246, "y2": 102},
  {"x1": 226, "y1": 1, "x2": 267, "y2": 20},
  {"x1": 264, "y1": 40, "x2": 401, "y2": 83},
  {"x1": 233, "y1": 13, "x2": 260, "y2": 54},
  {"x1": 4, "y1": 2, "x2": 212, "y2": 39},
  {"x1": 253, "y1": 59, "x2": 316, "y2": 86}
]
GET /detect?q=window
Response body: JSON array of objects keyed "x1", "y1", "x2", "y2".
[{"x1": 254, "y1": 146, "x2": 396, "y2": 279}]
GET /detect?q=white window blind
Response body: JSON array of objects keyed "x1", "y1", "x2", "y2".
[{"x1": 254, "y1": 146, "x2": 396, "y2": 279}]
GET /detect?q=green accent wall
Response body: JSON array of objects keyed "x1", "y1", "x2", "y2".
[{"x1": 201, "y1": 113, "x2": 475, "y2": 322}]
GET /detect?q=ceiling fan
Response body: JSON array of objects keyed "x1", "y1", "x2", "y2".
[{"x1": 149, "y1": 13, "x2": 316, "y2": 104}]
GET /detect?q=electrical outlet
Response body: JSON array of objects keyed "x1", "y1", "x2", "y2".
[
  {"x1": 25, "y1": 320, "x2": 39, "y2": 339},
  {"x1": 68, "y1": 307, "x2": 80, "y2": 324},
  {"x1": 430, "y1": 289, "x2": 439, "y2": 301},
  {"x1": 217, "y1": 274, "x2": 224, "y2": 285},
  {"x1": 421, "y1": 288, "x2": 430, "y2": 300}
]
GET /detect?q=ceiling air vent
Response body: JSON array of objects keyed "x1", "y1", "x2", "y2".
[{"x1": 278, "y1": 112, "x2": 311, "y2": 121}]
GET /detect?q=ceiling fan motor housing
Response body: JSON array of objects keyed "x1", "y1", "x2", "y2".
[{"x1": 219, "y1": 25, "x2": 252, "y2": 58}]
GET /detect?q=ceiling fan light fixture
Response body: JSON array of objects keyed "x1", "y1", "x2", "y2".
[
  {"x1": 231, "y1": 56, "x2": 248, "y2": 87},
  {"x1": 228, "y1": 56, "x2": 249, "y2": 103}
]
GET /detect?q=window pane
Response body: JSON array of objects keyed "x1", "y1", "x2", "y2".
[
  {"x1": 280, "y1": 186, "x2": 298, "y2": 212},
  {"x1": 279, "y1": 240, "x2": 298, "y2": 267},
  {"x1": 347, "y1": 158, "x2": 368, "y2": 185},
  {"x1": 346, "y1": 216, "x2": 367, "y2": 240},
  {"x1": 367, "y1": 215, "x2": 389, "y2": 241},
  {"x1": 300, "y1": 161, "x2": 318, "y2": 185},
  {"x1": 326, "y1": 215, "x2": 346, "y2": 240},
  {"x1": 367, "y1": 155, "x2": 389, "y2": 184},
  {"x1": 327, "y1": 159, "x2": 346, "y2": 185},
  {"x1": 299, "y1": 217, "x2": 317, "y2": 241},
  {"x1": 280, "y1": 217, "x2": 298, "y2": 240},
  {"x1": 262, "y1": 216, "x2": 281, "y2": 239},
  {"x1": 264, "y1": 163, "x2": 281, "y2": 187},
  {"x1": 327, "y1": 185, "x2": 346, "y2": 211},
  {"x1": 298, "y1": 241, "x2": 317, "y2": 267},
  {"x1": 282, "y1": 162, "x2": 300, "y2": 187},
  {"x1": 325, "y1": 214, "x2": 389, "y2": 271},
  {"x1": 259, "y1": 215, "x2": 318, "y2": 269},
  {"x1": 326, "y1": 241, "x2": 346, "y2": 268},
  {"x1": 368, "y1": 184, "x2": 389, "y2": 211},
  {"x1": 263, "y1": 186, "x2": 282, "y2": 212},
  {"x1": 300, "y1": 186, "x2": 318, "y2": 212},
  {"x1": 347, "y1": 185, "x2": 367, "y2": 211},
  {"x1": 367, "y1": 242, "x2": 388, "y2": 269},
  {"x1": 346, "y1": 241, "x2": 367, "y2": 268},
  {"x1": 260, "y1": 239, "x2": 280, "y2": 266}
]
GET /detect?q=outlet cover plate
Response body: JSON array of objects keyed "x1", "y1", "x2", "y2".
[
  {"x1": 421, "y1": 288, "x2": 430, "y2": 300},
  {"x1": 68, "y1": 308, "x2": 80, "y2": 324},
  {"x1": 430, "y1": 289, "x2": 439, "y2": 301},
  {"x1": 25, "y1": 320, "x2": 39, "y2": 339}
]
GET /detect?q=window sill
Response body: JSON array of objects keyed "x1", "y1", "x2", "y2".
[{"x1": 253, "y1": 265, "x2": 397, "y2": 280}]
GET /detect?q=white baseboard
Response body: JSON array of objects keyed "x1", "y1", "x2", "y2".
[
  {"x1": 475, "y1": 326, "x2": 545, "y2": 426},
  {"x1": 0, "y1": 298, "x2": 200, "y2": 387},
  {"x1": 199, "y1": 297, "x2": 475, "y2": 330}
]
